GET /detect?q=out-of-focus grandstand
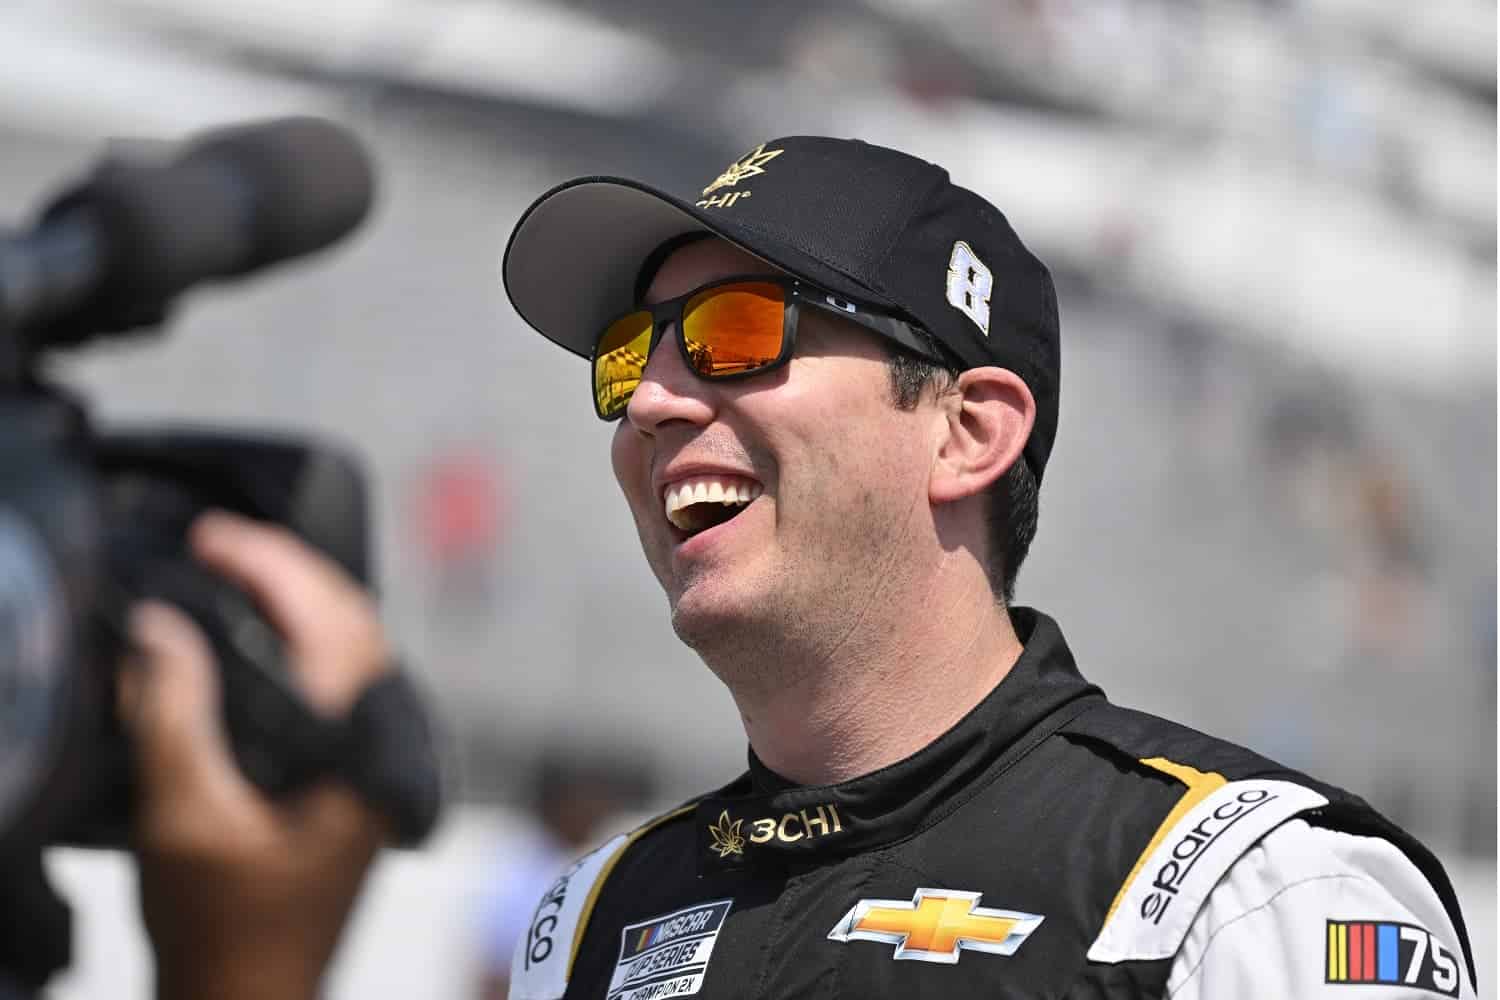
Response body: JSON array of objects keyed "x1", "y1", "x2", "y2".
[{"x1": 3, "y1": 1, "x2": 1491, "y2": 996}]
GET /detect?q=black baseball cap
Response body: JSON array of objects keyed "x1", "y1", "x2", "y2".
[{"x1": 503, "y1": 136, "x2": 1061, "y2": 483}]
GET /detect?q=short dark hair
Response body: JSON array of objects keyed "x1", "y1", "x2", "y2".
[{"x1": 886, "y1": 338, "x2": 1038, "y2": 605}]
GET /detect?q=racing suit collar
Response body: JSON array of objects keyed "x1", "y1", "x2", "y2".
[{"x1": 694, "y1": 608, "x2": 1104, "y2": 873}]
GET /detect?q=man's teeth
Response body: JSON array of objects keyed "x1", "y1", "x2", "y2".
[{"x1": 664, "y1": 476, "x2": 763, "y2": 531}]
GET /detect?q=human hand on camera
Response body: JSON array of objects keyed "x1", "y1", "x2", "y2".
[{"x1": 117, "y1": 510, "x2": 392, "y2": 1000}]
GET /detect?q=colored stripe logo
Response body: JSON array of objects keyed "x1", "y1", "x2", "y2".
[
  {"x1": 1326, "y1": 921, "x2": 1390, "y2": 982},
  {"x1": 1325, "y1": 920, "x2": 1461, "y2": 996}
]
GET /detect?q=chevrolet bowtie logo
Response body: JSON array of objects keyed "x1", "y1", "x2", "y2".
[{"x1": 828, "y1": 889, "x2": 1044, "y2": 964}]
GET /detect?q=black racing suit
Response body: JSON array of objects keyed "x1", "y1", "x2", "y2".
[{"x1": 509, "y1": 609, "x2": 1476, "y2": 1000}]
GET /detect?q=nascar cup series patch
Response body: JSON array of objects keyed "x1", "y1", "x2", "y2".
[{"x1": 607, "y1": 899, "x2": 733, "y2": 1000}]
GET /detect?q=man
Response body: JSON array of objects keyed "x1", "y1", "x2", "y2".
[{"x1": 499, "y1": 137, "x2": 1476, "y2": 999}]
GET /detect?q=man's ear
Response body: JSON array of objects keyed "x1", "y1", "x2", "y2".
[{"x1": 929, "y1": 366, "x2": 1035, "y2": 505}]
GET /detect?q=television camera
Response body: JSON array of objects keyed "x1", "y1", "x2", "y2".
[{"x1": 0, "y1": 117, "x2": 441, "y2": 995}]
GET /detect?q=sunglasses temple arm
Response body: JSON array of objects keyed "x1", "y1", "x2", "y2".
[{"x1": 805, "y1": 297, "x2": 946, "y2": 365}]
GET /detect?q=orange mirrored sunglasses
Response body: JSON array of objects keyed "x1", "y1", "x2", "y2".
[{"x1": 592, "y1": 275, "x2": 943, "y2": 420}]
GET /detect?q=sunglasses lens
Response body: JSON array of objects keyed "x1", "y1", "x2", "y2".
[
  {"x1": 594, "y1": 310, "x2": 653, "y2": 418},
  {"x1": 682, "y1": 282, "x2": 786, "y2": 378}
]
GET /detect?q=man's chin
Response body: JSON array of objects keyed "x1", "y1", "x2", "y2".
[{"x1": 668, "y1": 585, "x2": 758, "y2": 653}]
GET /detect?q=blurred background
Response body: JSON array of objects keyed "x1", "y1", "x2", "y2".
[{"x1": 2, "y1": 0, "x2": 1491, "y2": 995}]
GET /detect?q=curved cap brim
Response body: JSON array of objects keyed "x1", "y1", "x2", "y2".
[{"x1": 501, "y1": 176, "x2": 898, "y2": 359}]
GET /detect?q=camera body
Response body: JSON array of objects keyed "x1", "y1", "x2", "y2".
[
  {"x1": 0, "y1": 380, "x2": 379, "y2": 988},
  {"x1": 2, "y1": 372, "x2": 375, "y2": 855}
]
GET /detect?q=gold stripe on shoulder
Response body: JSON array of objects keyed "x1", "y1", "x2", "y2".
[
  {"x1": 1102, "y1": 757, "x2": 1227, "y2": 925},
  {"x1": 567, "y1": 803, "x2": 697, "y2": 978}
]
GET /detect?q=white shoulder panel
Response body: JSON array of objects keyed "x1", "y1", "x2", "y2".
[
  {"x1": 1166, "y1": 820, "x2": 1474, "y2": 999},
  {"x1": 509, "y1": 833, "x2": 628, "y2": 1000},
  {"x1": 1088, "y1": 778, "x2": 1328, "y2": 963}
]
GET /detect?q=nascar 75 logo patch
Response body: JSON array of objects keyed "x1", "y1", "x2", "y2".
[{"x1": 1326, "y1": 920, "x2": 1461, "y2": 996}]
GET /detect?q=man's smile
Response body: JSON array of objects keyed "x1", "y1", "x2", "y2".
[{"x1": 662, "y1": 474, "x2": 763, "y2": 536}]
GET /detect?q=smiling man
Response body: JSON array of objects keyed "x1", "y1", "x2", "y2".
[{"x1": 500, "y1": 138, "x2": 1475, "y2": 999}]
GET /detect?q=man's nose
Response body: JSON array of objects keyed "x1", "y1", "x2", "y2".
[{"x1": 624, "y1": 324, "x2": 715, "y2": 433}]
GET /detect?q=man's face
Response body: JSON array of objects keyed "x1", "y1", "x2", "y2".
[{"x1": 609, "y1": 239, "x2": 944, "y2": 677}]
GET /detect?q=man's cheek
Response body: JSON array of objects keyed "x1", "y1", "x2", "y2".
[
  {"x1": 610, "y1": 426, "x2": 646, "y2": 498},
  {"x1": 608, "y1": 432, "x2": 663, "y2": 546}
]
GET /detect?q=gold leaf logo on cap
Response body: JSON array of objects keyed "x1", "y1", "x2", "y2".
[{"x1": 702, "y1": 143, "x2": 783, "y2": 196}]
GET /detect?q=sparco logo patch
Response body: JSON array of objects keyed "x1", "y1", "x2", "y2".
[
  {"x1": 1087, "y1": 779, "x2": 1327, "y2": 963},
  {"x1": 510, "y1": 832, "x2": 628, "y2": 1000},
  {"x1": 607, "y1": 899, "x2": 733, "y2": 1000},
  {"x1": 1138, "y1": 785, "x2": 1278, "y2": 927},
  {"x1": 524, "y1": 861, "x2": 579, "y2": 969},
  {"x1": 828, "y1": 889, "x2": 1044, "y2": 964}
]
